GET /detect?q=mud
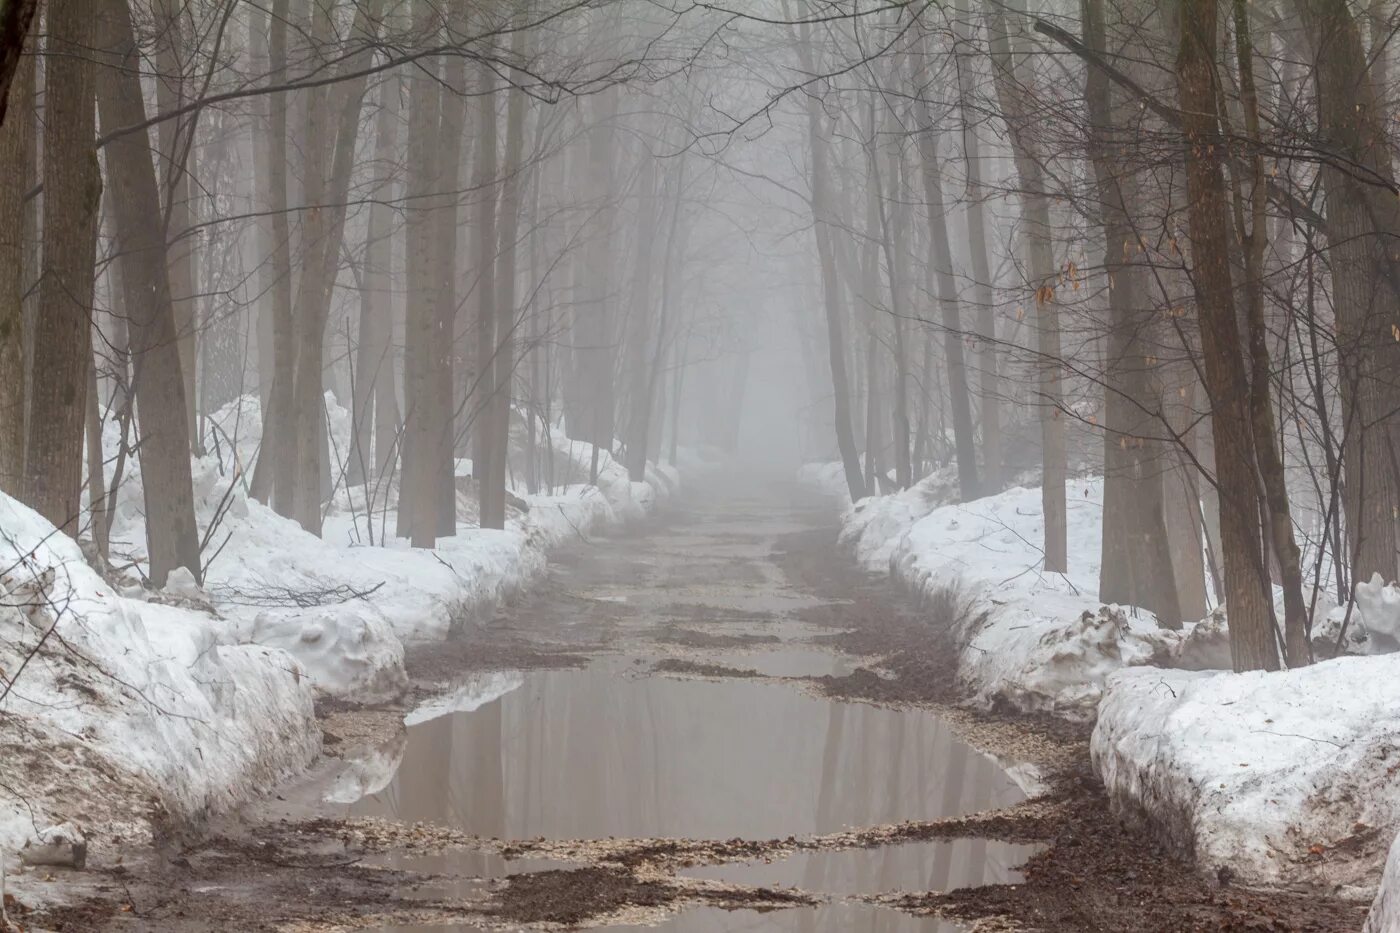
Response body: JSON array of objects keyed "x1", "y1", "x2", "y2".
[{"x1": 14, "y1": 479, "x2": 1371, "y2": 932}]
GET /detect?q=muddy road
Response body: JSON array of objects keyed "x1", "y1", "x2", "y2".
[{"x1": 21, "y1": 479, "x2": 1367, "y2": 932}]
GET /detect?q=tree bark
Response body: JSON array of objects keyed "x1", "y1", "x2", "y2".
[
  {"x1": 1082, "y1": 0, "x2": 1181, "y2": 626},
  {"x1": 0, "y1": 0, "x2": 36, "y2": 127},
  {"x1": 96, "y1": 0, "x2": 203, "y2": 586},
  {"x1": 398, "y1": 0, "x2": 441, "y2": 545},
  {"x1": 152, "y1": 0, "x2": 198, "y2": 451},
  {"x1": 1230, "y1": 0, "x2": 1310, "y2": 665},
  {"x1": 249, "y1": 0, "x2": 297, "y2": 516},
  {"x1": 473, "y1": 62, "x2": 502, "y2": 527},
  {"x1": 27, "y1": 0, "x2": 101, "y2": 533},
  {"x1": 796, "y1": 19, "x2": 865, "y2": 502},
  {"x1": 955, "y1": 9, "x2": 1002, "y2": 493},
  {"x1": 911, "y1": 36, "x2": 979, "y2": 501},
  {"x1": 985, "y1": 0, "x2": 1066, "y2": 570},
  {"x1": 1177, "y1": 0, "x2": 1279, "y2": 670},
  {"x1": 0, "y1": 33, "x2": 33, "y2": 497},
  {"x1": 1292, "y1": 0, "x2": 1400, "y2": 588},
  {"x1": 351, "y1": 72, "x2": 401, "y2": 489}
]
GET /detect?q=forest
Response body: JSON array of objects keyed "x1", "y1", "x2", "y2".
[{"x1": 0, "y1": 0, "x2": 1398, "y2": 931}]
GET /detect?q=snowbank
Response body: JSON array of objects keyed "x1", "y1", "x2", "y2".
[
  {"x1": 839, "y1": 467, "x2": 958, "y2": 572},
  {"x1": 1367, "y1": 834, "x2": 1400, "y2": 931},
  {"x1": 1093, "y1": 659, "x2": 1400, "y2": 893},
  {"x1": 852, "y1": 476, "x2": 1181, "y2": 720},
  {"x1": 0, "y1": 492, "x2": 319, "y2": 854},
  {"x1": 796, "y1": 460, "x2": 855, "y2": 504},
  {"x1": 94, "y1": 395, "x2": 686, "y2": 701},
  {"x1": 0, "y1": 395, "x2": 692, "y2": 861}
]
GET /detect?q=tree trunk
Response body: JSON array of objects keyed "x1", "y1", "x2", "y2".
[
  {"x1": 796, "y1": 21, "x2": 865, "y2": 502},
  {"x1": 27, "y1": 0, "x2": 101, "y2": 534},
  {"x1": 152, "y1": 0, "x2": 199, "y2": 451},
  {"x1": 287, "y1": 0, "x2": 379, "y2": 536},
  {"x1": 350, "y1": 73, "x2": 401, "y2": 487},
  {"x1": 0, "y1": 35, "x2": 33, "y2": 496},
  {"x1": 985, "y1": 0, "x2": 1066, "y2": 570},
  {"x1": 96, "y1": 0, "x2": 203, "y2": 586},
  {"x1": 474, "y1": 62, "x2": 503, "y2": 527},
  {"x1": 955, "y1": 10, "x2": 1002, "y2": 493},
  {"x1": 488, "y1": 22, "x2": 528, "y2": 525},
  {"x1": 1083, "y1": 0, "x2": 1181, "y2": 626},
  {"x1": 431, "y1": 10, "x2": 467, "y2": 538},
  {"x1": 249, "y1": 0, "x2": 296, "y2": 517},
  {"x1": 1292, "y1": 0, "x2": 1400, "y2": 588},
  {"x1": 1177, "y1": 0, "x2": 1279, "y2": 670},
  {"x1": 911, "y1": 36, "x2": 980, "y2": 501},
  {"x1": 1231, "y1": 0, "x2": 1310, "y2": 664},
  {"x1": 398, "y1": 0, "x2": 441, "y2": 545}
]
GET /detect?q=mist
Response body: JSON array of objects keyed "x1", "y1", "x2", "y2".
[{"x1": 0, "y1": 1, "x2": 1397, "y2": 931}]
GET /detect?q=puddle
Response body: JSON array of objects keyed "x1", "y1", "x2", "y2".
[
  {"x1": 683, "y1": 837, "x2": 1040, "y2": 894},
  {"x1": 342, "y1": 667, "x2": 1024, "y2": 841},
  {"x1": 607, "y1": 903, "x2": 965, "y2": 932},
  {"x1": 374, "y1": 902, "x2": 962, "y2": 932}
]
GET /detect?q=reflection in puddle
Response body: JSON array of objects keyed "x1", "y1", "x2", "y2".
[
  {"x1": 374, "y1": 903, "x2": 962, "y2": 933},
  {"x1": 612, "y1": 903, "x2": 964, "y2": 932},
  {"x1": 684, "y1": 838, "x2": 1039, "y2": 894},
  {"x1": 344, "y1": 668, "x2": 1024, "y2": 841}
]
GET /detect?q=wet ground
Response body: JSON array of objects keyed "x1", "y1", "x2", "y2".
[{"x1": 17, "y1": 478, "x2": 1371, "y2": 932}]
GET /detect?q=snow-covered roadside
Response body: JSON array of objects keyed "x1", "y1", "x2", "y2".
[
  {"x1": 799, "y1": 465, "x2": 1192, "y2": 721},
  {"x1": 799, "y1": 461, "x2": 1400, "y2": 903},
  {"x1": 0, "y1": 396, "x2": 696, "y2": 865},
  {"x1": 1094, "y1": 660, "x2": 1400, "y2": 895},
  {"x1": 0, "y1": 492, "x2": 319, "y2": 854},
  {"x1": 100, "y1": 396, "x2": 692, "y2": 701}
]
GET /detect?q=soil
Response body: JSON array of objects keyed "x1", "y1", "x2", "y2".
[{"x1": 13, "y1": 483, "x2": 1372, "y2": 933}]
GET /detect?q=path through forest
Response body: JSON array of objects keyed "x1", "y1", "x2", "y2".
[{"x1": 21, "y1": 479, "x2": 1367, "y2": 932}]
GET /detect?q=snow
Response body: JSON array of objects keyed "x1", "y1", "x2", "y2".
[
  {"x1": 839, "y1": 467, "x2": 959, "y2": 572},
  {"x1": 94, "y1": 395, "x2": 687, "y2": 699},
  {"x1": 0, "y1": 491, "x2": 320, "y2": 854},
  {"x1": 796, "y1": 460, "x2": 856, "y2": 504},
  {"x1": 808, "y1": 462, "x2": 1400, "y2": 899},
  {"x1": 1367, "y1": 833, "x2": 1400, "y2": 932},
  {"x1": 1093, "y1": 658, "x2": 1400, "y2": 893},
  {"x1": 1356, "y1": 573, "x2": 1400, "y2": 655},
  {"x1": 827, "y1": 472, "x2": 1184, "y2": 721},
  {"x1": 0, "y1": 393, "x2": 692, "y2": 866}
]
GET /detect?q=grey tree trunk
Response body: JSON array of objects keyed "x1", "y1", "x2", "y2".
[
  {"x1": 911, "y1": 36, "x2": 979, "y2": 501},
  {"x1": 0, "y1": 36, "x2": 33, "y2": 497},
  {"x1": 350, "y1": 74, "x2": 402, "y2": 487},
  {"x1": 1083, "y1": 0, "x2": 1181, "y2": 626},
  {"x1": 797, "y1": 19, "x2": 865, "y2": 502},
  {"x1": 955, "y1": 10, "x2": 1002, "y2": 493},
  {"x1": 96, "y1": 0, "x2": 203, "y2": 586},
  {"x1": 27, "y1": 0, "x2": 100, "y2": 534},
  {"x1": 1177, "y1": 0, "x2": 1280, "y2": 670}
]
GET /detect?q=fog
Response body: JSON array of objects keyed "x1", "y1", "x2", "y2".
[{"x1": 1, "y1": 0, "x2": 1399, "y2": 929}]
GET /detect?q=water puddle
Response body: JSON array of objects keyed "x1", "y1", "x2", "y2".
[
  {"x1": 683, "y1": 837, "x2": 1039, "y2": 894},
  {"x1": 343, "y1": 665, "x2": 1024, "y2": 841},
  {"x1": 375, "y1": 903, "x2": 962, "y2": 932},
  {"x1": 607, "y1": 903, "x2": 965, "y2": 932}
]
